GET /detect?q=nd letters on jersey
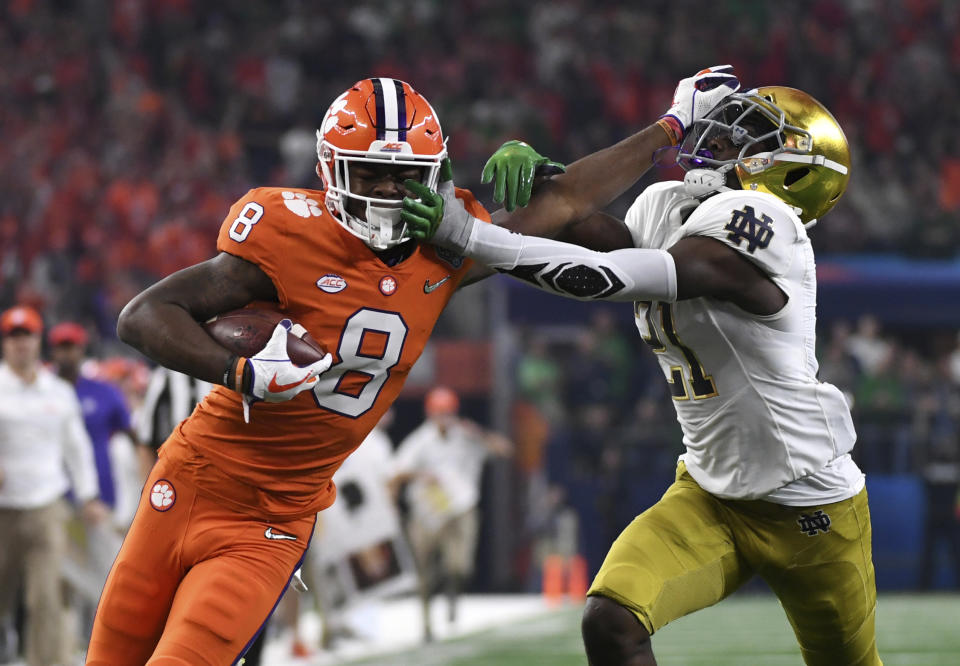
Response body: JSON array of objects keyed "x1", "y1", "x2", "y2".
[
  {"x1": 160, "y1": 187, "x2": 488, "y2": 520},
  {"x1": 680, "y1": 189, "x2": 804, "y2": 279}
]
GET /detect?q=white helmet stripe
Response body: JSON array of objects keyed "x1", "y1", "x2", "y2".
[{"x1": 377, "y1": 77, "x2": 400, "y2": 143}]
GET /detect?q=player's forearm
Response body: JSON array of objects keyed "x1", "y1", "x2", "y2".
[
  {"x1": 118, "y1": 253, "x2": 278, "y2": 387},
  {"x1": 118, "y1": 297, "x2": 233, "y2": 385},
  {"x1": 498, "y1": 124, "x2": 670, "y2": 237},
  {"x1": 561, "y1": 123, "x2": 671, "y2": 216},
  {"x1": 462, "y1": 221, "x2": 677, "y2": 303}
]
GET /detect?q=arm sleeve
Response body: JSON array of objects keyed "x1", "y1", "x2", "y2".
[
  {"x1": 62, "y1": 394, "x2": 100, "y2": 503},
  {"x1": 464, "y1": 222, "x2": 677, "y2": 302}
]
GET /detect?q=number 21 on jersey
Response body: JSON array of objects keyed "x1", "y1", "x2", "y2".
[{"x1": 635, "y1": 301, "x2": 718, "y2": 401}]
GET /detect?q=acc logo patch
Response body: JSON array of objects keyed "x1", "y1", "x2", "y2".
[
  {"x1": 282, "y1": 191, "x2": 322, "y2": 218},
  {"x1": 316, "y1": 274, "x2": 347, "y2": 293},
  {"x1": 379, "y1": 275, "x2": 398, "y2": 296},
  {"x1": 150, "y1": 479, "x2": 176, "y2": 512}
]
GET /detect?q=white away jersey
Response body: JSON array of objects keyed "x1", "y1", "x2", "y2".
[{"x1": 624, "y1": 182, "x2": 863, "y2": 504}]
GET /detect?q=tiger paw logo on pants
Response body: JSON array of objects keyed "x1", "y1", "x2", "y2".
[{"x1": 150, "y1": 479, "x2": 176, "y2": 511}]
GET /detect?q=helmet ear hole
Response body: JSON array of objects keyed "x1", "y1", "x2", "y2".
[{"x1": 783, "y1": 167, "x2": 811, "y2": 189}]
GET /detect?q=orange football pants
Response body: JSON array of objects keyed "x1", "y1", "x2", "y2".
[{"x1": 86, "y1": 457, "x2": 315, "y2": 665}]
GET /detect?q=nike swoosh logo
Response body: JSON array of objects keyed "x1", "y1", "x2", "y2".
[
  {"x1": 268, "y1": 373, "x2": 312, "y2": 393},
  {"x1": 424, "y1": 275, "x2": 451, "y2": 293},
  {"x1": 264, "y1": 527, "x2": 297, "y2": 541}
]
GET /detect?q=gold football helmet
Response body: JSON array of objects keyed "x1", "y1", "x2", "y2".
[{"x1": 678, "y1": 87, "x2": 850, "y2": 225}]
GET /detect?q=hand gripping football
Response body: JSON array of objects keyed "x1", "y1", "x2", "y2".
[{"x1": 202, "y1": 308, "x2": 327, "y2": 366}]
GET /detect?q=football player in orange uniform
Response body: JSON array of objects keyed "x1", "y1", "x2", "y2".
[{"x1": 87, "y1": 74, "x2": 701, "y2": 664}]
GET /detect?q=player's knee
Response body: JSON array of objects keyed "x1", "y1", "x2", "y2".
[
  {"x1": 581, "y1": 595, "x2": 653, "y2": 665},
  {"x1": 182, "y1": 573, "x2": 254, "y2": 642},
  {"x1": 98, "y1": 562, "x2": 165, "y2": 638}
]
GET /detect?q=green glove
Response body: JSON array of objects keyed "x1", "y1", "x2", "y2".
[
  {"x1": 401, "y1": 181, "x2": 443, "y2": 241},
  {"x1": 401, "y1": 158, "x2": 452, "y2": 241},
  {"x1": 402, "y1": 157, "x2": 478, "y2": 253},
  {"x1": 480, "y1": 140, "x2": 565, "y2": 212}
]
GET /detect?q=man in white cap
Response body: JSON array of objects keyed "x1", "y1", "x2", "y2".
[
  {"x1": 0, "y1": 305, "x2": 107, "y2": 665},
  {"x1": 391, "y1": 386, "x2": 511, "y2": 642}
]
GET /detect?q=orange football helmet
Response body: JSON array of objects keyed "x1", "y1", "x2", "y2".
[{"x1": 316, "y1": 78, "x2": 446, "y2": 249}]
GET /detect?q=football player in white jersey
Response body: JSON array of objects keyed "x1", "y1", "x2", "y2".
[{"x1": 402, "y1": 70, "x2": 880, "y2": 665}]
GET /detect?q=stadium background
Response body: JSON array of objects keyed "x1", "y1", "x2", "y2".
[{"x1": 2, "y1": 0, "x2": 960, "y2": 662}]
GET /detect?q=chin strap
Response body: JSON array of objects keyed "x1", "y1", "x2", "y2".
[
  {"x1": 683, "y1": 168, "x2": 732, "y2": 198},
  {"x1": 366, "y1": 202, "x2": 404, "y2": 248},
  {"x1": 342, "y1": 203, "x2": 406, "y2": 250}
]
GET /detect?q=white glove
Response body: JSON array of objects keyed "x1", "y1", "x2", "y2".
[
  {"x1": 662, "y1": 65, "x2": 740, "y2": 139},
  {"x1": 291, "y1": 566, "x2": 309, "y2": 593},
  {"x1": 430, "y1": 179, "x2": 478, "y2": 255},
  {"x1": 242, "y1": 321, "x2": 332, "y2": 422}
]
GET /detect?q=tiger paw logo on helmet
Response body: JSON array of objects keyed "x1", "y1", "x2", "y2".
[
  {"x1": 282, "y1": 191, "x2": 322, "y2": 218},
  {"x1": 149, "y1": 480, "x2": 176, "y2": 511}
]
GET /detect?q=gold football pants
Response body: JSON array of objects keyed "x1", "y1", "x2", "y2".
[{"x1": 589, "y1": 462, "x2": 881, "y2": 665}]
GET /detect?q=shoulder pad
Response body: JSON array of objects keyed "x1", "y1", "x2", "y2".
[
  {"x1": 625, "y1": 181, "x2": 689, "y2": 249},
  {"x1": 680, "y1": 190, "x2": 804, "y2": 277},
  {"x1": 215, "y1": 188, "x2": 325, "y2": 308},
  {"x1": 454, "y1": 186, "x2": 492, "y2": 224},
  {"x1": 218, "y1": 188, "x2": 327, "y2": 247},
  {"x1": 250, "y1": 187, "x2": 326, "y2": 220}
]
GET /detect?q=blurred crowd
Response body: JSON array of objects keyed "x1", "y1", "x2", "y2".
[{"x1": 2, "y1": 0, "x2": 960, "y2": 340}]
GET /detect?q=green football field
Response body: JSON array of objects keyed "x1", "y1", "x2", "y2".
[{"x1": 343, "y1": 594, "x2": 960, "y2": 665}]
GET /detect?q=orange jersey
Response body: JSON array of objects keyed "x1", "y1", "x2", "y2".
[{"x1": 161, "y1": 186, "x2": 488, "y2": 520}]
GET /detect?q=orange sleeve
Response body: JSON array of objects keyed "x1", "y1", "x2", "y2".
[
  {"x1": 454, "y1": 187, "x2": 492, "y2": 224},
  {"x1": 216, "y1": 188, "x2": 292, "y2": 308}
]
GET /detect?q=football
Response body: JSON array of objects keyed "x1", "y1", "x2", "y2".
[{"x1": 202, "y1": 308, "x2": 328, "y2": 366}]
